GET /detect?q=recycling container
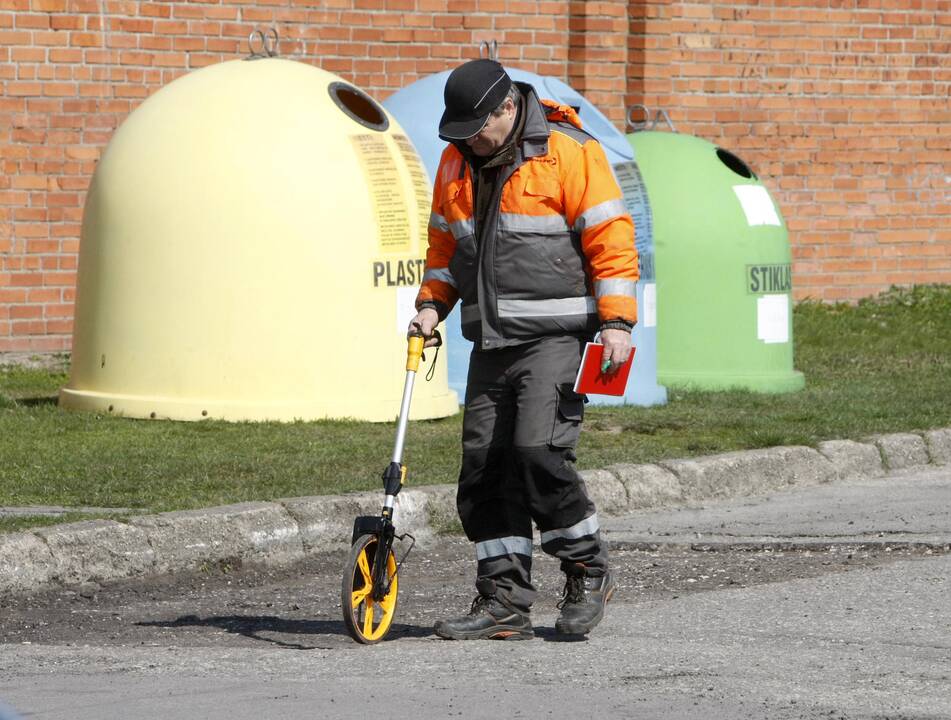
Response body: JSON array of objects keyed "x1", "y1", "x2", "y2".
[
  {"x1": 384, "y1": 68, "x2": 666, "y2": 406},
  {"x1": 60, "y1": 57, "x2": 458, "y2": 422},
  {"x1": 627, "y1": 131, "x2": 805, "y2": 392}
]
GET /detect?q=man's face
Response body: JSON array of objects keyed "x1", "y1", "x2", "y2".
[{"x1": 464, "y1": 98, "x2": 516, "y2": 157}]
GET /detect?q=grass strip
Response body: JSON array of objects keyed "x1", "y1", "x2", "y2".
[{"x1": 1, "y1": 285, "x2": 949, "y2": 529}]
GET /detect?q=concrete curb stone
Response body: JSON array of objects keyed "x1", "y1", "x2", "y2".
[
  {"x1": 279, "y1": 493, "x2": 379, "y2": 555},
  {"x1": 36, "y1": 519, "x2": 154, "y2": 586},
  {"x1": 1, "y1": 426, "x2": 949, "y2": 598},
  {"x1": 279, "y1": 488, "x2": 443, "y2": 554},
  {"x1": 0, "y1": 532, "x2": 57, "y2": 595},
  {"x1": 658, "y1": 446, "x2": 835, "y2": 502},
  {"x1": 923, "y1": 429, "x2": 951, "y2": 465},
  {"x1": 413, "y1": 484, "x2": 458, "y2": 535},
  {"x1": 389, "y1": 488, "x2": 442, "y2": 543},
  {"x1": 606, "y1": 463, "x2": 684, "y2": 510},
  {"x1": 129, "y1": 502, "x2": 303, "y2": 575},
  {"x1": 816, "y1": 439, "x2": 885, "y2": 481},
  {"x1": 870, "y1": 433, "x2": 931, "y2": 470},
  {"x1": 580, "y1": 469, "x2": 628, "y2": 516}
]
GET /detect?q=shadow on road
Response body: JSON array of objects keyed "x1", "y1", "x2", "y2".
[
  {"x1": 136, "y1": 614, "x2": 588, "y2": 646},
  {"x1": 137, "y1": 614, "x2": 433, "y2": 648}
]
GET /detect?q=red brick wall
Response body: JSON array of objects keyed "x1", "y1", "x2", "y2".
[
  {"x1": 0, "y1": 0, "x2": 947, "y2": 352},
  {"x1": 569, "y1": 1, "x2": 628, "y2": 126},
  {"x1": 628, "y1": 0, "x2": 950, "y2": 302}
]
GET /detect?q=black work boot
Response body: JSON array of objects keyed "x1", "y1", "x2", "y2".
[
  {"x1": 434, "y1": 595, "x2": 534, "y2": 641},
  {"x1": 555, "y1": 563, "x2": 615, "y2": 636}
]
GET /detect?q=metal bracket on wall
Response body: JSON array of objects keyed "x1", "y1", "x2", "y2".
[
  {"x1": 246, "y1": 27, "x2": 280, "y2": 60},
  {"x1": 627, "y1": 105, "x2": 677, "y2": 133}
]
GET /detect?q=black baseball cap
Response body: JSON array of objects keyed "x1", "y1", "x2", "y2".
[{"x1": 438, "y1": 59, "x2": 513, "y2": 141}]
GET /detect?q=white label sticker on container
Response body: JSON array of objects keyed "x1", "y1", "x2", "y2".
[
  {"x1": 643, "y1": 282, "x2": 657, "y2": 327},
  {"x1": 396, "y1": 286, "x2": 418, "y2": 335},
  {"x1": 757, "y1": 293, "x2": 789, "y2": 344},
  {"x1": 733, "y1": 185, "x2": 782, "y2": 227}
]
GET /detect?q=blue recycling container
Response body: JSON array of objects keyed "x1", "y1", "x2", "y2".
[{"x1": 384, "y1": 69, "x2": 666, "y2": 407}]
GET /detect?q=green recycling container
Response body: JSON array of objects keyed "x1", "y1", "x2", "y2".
[{"x1": 627, "y1": 131, "x2": 804, "y2": 393}]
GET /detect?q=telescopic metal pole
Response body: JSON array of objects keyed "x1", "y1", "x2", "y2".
[{"x1": 391, "y1": 369, "x2": 416, "y2": 466}]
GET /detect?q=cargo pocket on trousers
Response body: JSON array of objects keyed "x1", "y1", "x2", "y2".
[{"x1": 551, "y1": 383, "x2": 585, "y2": 449}]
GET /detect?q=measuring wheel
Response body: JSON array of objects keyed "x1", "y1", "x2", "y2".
[
  {"x1": 341, "y1": 532, "x2": 399, "y2": 644},
  {"x1": 339, "y1": 327, "x2": 436, "y2": 645}
]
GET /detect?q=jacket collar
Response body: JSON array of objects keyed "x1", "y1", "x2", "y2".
[
  {"x1": 516, "y1": 82, "x2": 551, "y2": 159},
  {"x1": 510, "y1": 82, "x2": 585, "y2": 159}
]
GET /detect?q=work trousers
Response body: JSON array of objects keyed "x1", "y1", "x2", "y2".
[{"x1": 457, "y1": 335, "x2": 608, "y2": 614}]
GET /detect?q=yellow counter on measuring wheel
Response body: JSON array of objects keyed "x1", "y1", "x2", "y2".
[{"x1": 59, "y1": 56, "x2": 458, "y2": 422}]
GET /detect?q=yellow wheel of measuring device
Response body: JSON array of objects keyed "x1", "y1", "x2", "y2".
[{"x1": 341, "y1": 533, "x2": 399, "y2": 644}]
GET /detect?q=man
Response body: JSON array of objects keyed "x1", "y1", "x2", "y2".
[{"x1": 409, "y1": 59, "x2": 639, "y2": 640}]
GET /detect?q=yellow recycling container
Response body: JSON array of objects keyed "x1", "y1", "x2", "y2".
[{"x1": 59, "y1": 57, "x2": 458, "y2": 422}]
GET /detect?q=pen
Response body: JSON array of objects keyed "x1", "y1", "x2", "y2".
[{"x1": 601, "y1": 359, "x2": 612, "y2": 373}]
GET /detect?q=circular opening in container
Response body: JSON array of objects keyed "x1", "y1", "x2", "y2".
[
  {"x1": 716, "y1": 148, "x2": 756, "y2": 179},
  {"x1": 328, "y1": 82, "x2": 389, "y2": 132}
]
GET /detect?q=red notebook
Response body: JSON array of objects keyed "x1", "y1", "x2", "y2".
[{"x1": 573, "y1": 342, "x2": 636, "y2": 396}]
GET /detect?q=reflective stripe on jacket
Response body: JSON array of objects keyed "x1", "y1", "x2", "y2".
[{"x1": 416, "y1": 84, "x2": 639, "y2": 349}]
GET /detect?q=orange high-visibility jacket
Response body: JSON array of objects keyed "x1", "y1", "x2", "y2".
[{"x1": 416, "y1": 83, "x2": 639, "y2": 350}]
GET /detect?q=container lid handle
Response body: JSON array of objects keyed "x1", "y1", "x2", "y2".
[
  {"x1": 479, "y1": 39, "x2": 499, "y2": 61},
  {"x1": 627, "y1": 105, "x2": 677, "y2": 133},
  {"x1": 247, "y1": 27, "x2": 279, "y2": 60}
]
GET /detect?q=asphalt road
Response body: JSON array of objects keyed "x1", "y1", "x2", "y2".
[{"x1": 0, "y1": 466, "x2": 949, "y2": 719}]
